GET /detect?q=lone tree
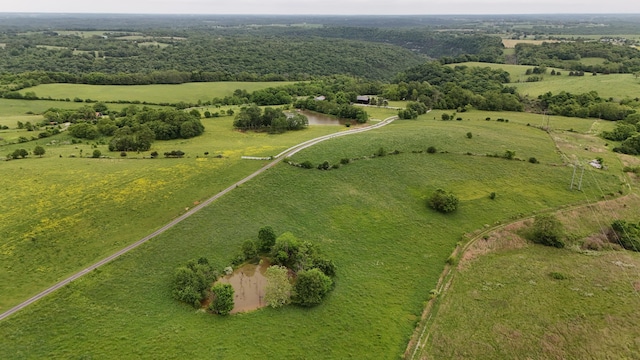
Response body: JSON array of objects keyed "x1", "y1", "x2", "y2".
[
  {"x1": 428, "y1": 189, "x2": 459, "y2": 213},
  {"x1": 258, "y1": 226, "x2": 277, "y2": 252},
  {"x1": 292, "y1": 268, "x2": 333, "y2": 307},
  {"x1": 210, "y1": 283, "x2": 234, "y2": 315},
  {"x1": 33, "y1": 145, "x2": 45, "y2": 157},
  {"x1": 530, "y1": 214, "x2": 565, "y2": 248},
  {"x1": 264, "y1": 265, "x2": 292, "y2": 308}
]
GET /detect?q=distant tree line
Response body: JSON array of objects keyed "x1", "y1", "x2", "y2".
[{"x1": 515, "y1": 41, "x2": 640, "y2": 74}]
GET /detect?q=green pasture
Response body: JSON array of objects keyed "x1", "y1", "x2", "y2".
[
  {"x1": 0, "y1": 116, "x2": 344, "y2": 312},
  {"x1": 0, "y1": 98, "x2": 158, "y2": 116},
  {"x1": 579, "y1": 57, "x2": 607, "y2": 66},
  {"x1": 514, "y1": 73, "x2": 640, "y2": 100},
  {"x1": 21, "y1": 82, "x2": 296, "y2": 104},
  {"x1": 424, "y1": 234, "x2": 640, "y2": 359},
  {"x1": 0, "y1": 111, "x2": 624, "y2": 359}
]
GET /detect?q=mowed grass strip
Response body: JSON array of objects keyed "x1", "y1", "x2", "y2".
[
  {"x1": 0, "y1": 114, "x2": 621, "y2": 359},
  {"x1": 21, "y1": 81, "x2": 296, "y2": 104},
  {"x1": 0, "y1": 117, "x2": 343, "y2": 311}
]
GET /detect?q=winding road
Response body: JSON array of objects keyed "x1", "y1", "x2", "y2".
[{"x1": 0, "y1": 116, "x2": 397, "y2": 322}]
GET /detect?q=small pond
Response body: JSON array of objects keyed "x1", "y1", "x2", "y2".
[
  {"x1": 296, "y1": 110, "x2": 351, "y2": 126},
  {"x1": 216, "y1": 260, "x2": 270, "y2": 314}
]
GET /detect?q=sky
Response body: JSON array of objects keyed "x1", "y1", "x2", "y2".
[{"x1": 3, "y1": 0, "x2": 639, "y2": 15}]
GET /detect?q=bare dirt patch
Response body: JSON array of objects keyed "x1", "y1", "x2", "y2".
[{"x1": 459, "y1": 221, "x2": 529, "y2": 267}]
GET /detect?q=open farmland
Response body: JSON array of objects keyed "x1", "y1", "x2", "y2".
[
  {"x1": 0, "y1": 110, "x2": 626, "y2": 358},
  {"x1": 514, "y1": 73, "x2": 640, "y2": 100},
  {"x1": 0, "y1": 115, "x2": 346, "y2": 311},
  {"x1": 20, "y1": 81, "x2": 296, "y2": 104}
]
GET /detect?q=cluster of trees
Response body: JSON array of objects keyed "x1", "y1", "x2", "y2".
[
  {"x1": 538, "y1": 91, "x2": 635, "y2": 120},
  {"x1": 233, "y1": 105, "x2": 308, "y2": 133},
  {"x1": 293, "y1": 98, "x2": 368, "y2": 123},
  {"x1": 66, "y1": 106, "x2": 204, "y2": 151},
  {"x1": 388, "y1": 62, "x2": 523, "y2": 112},
  {"x1": 398, "y1": 102, "x2": 429, "y2": 119},
  {"x1": 262, "y1": 231, "x2": 336, "y2": 307},
  {"x1": 236, "y1": 228, "x2": 336, "y2": 308},
  {"x1": 172, "y1": 258, "x2": 219, "y2": 308}
]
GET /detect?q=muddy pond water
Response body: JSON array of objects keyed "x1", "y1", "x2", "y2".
[
  {"x1": 297, "y1": 110, "x2": 350, "y2": 126},
  {"x1": 216, "y1": 260, "x2": 270, "y2": 314}
]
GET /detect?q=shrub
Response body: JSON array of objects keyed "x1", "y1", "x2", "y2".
[
  {"x1": 292, "y1": 268, "x2": 333, "y2": 307},
  {"x1": 466, "y1": 132, "x2": 472, "y2": 139},
  {"x1": 528, "y1": 157, "x2": 539, "y2": 164},
  {"x1": 164, "y1": 150, "x2": 185, "y2": 158},
  {"x1": 549, "y1": 272, "x2": 567, "y2": 280},
  {"x1": 530, "y1": 214, "x2": 565, "y2": 248},
  {"x1": 264, "y1": 265, "x2": 292, "y2": 308},
  {"x1": 300, "y1": 160, "x2": 314, "y2": 169},
  {"x1": 210, "y1": 283, "x2": 234, "y2": 315},
  {"x1": 92, "y1": 149, "x2": 101, "y2": 158},
  {"x1": 340, "y1": 158, "x2": 350, "y2": 165},
  {"x1": 120, "y1": 151, "x2": 127, "y2": 157},
  {"x1": 503, "y1": 150, "x2": 516, "y2": 160},
  {"x1": 241, "y1": 239, "x2": 258, "y2": 260},
  {"x1": 317, "y1": 161, "x2": 331, "y2": 170},
  {"x1": 428, "y1": 189, "x2": 459, "y2": 213},
  {"x1": 441, "y1": 113, "x2": 450, "y2": 121},
  {"x1": 608, "y1": 220, "x2": 640, "y2": 251},
  {"x1": 258, "y1": 226, "x2": 277, "y2": 253},
  {"x1": 426, "y1": 146, "x2": 437, "y2": 154},
  {"x1": 375, "y1": 147, "x2": 387, "y2": 157},
  {"x1": 489, "y1": 192, "x2": 496, "y2": 200},
  {"x1": 150, "y1": 151, "x2": 159, "y2": 158}
]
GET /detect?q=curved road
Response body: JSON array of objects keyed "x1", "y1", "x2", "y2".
[{"x1": 0, "y1": 116, "x2": 397, "y2": 322}]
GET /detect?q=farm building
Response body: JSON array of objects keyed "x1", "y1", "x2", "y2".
[{"x1": 356, "y1": 95, "x2": 370, "y2": 104}]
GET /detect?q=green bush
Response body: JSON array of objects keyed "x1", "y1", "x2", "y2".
[
  {"x1": 428, "y1": 189, "x2": 459, "y2": 213},
  {"x1": 210, "y1": 283, "x2": 235, "y2": 315},
  {"x1": 609, "y1": 220, "x2": 640, "y2": 251},
  {"x1": 292, "y1": 268, "x2": 333, "y2": 307},
  {"x1": 530, "y1": 214, "x2": 565, "y2": 248},
  {"x1": 426, "y1": 146, "x2": 437, "y2": 154}
]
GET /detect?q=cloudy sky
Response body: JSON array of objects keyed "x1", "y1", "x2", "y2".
[{"x1": 3, "y1": 0, "x2": 639, "y2": 15}]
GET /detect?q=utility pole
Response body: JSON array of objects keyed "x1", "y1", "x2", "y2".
[
  {"x1": 577, "y1": 166, "x2": 585, "y2": 191},
  {"x1": 570, "y1": 165, "x2": 577, "y2": 190}
]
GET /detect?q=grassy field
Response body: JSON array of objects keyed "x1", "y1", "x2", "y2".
[
  {"x1": 0, "y1": 116, "x2": 344, "y2": 312},
  {"x1": 514, "y1": 73, "x2": 640, "y2": 100},
  {"x1": 21, "y1": 82, "x2": 296, "y2": 104},
  {"x1": 420, "y1": 194, "x2": 640, "y2": 359},
  {"x1": 0, "y1": 98, "x2": 160, "y2": 117},
  {"x1": 454, "y1": 62, "x2": 640, "y2": 100},
  {"x1": 0, "y1": 110, "x2": 625, "y2": 359}
]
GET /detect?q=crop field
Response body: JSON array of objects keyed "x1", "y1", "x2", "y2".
[
  {"x1": 421, "y1": 194, "x2": 640, "y2": 359},
  {"x1": 21, "y1": 82, "x2": 296, "y2": 104},
  {"x1": 0, "y1": 116, "x2": 345, "y2": 312},
  {"x1": 0, "y1": 110, "x2": 624, "y2": 359}
]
